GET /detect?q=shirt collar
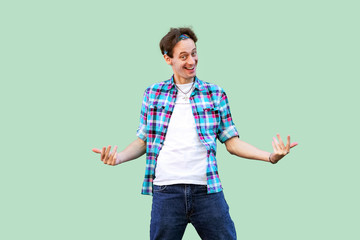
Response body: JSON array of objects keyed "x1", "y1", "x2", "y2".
[{"x1": 166, "y1": 75, "x2": 206, "y2": 91}]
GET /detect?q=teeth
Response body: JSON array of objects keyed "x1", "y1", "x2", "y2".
[{"x1": 185, "y1": 67, "x2": 194, "y2": 70}]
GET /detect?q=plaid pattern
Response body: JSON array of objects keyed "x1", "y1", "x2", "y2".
[{"x1": 137, "y1": 76, "x2": 239, "y2": 195}]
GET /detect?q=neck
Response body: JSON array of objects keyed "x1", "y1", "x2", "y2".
[{"x1": 173, "y1": 75, "x2": 194, "y2": 85}]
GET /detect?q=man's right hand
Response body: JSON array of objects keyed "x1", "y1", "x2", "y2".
[
  {"x1": 92, "y1": 145, "x2": 119, "y2": 166},
  {"x1": 92, "y1": 138, "x2": 146, "y2": 166}
]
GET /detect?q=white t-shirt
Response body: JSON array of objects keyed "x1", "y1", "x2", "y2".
[{"x1": 153, "y1": 82, "x2": 208, "y2": 186}]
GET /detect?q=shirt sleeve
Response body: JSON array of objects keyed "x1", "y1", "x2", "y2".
[
  {"x1": 217, "y1": 90, "x2": 239, "y2": 143},
  {"x1": 136, "y1": 88, "x2": 149, "y2": 141}
]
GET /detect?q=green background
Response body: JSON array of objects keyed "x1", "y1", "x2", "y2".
[{"x1": 1, "y1": 0, "x2": 359, "y2": 239}]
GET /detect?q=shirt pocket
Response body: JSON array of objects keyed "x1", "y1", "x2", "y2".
[
  {"x1": 202, "y1": 107, "x2": 220, "y2": 134},
  {"x1": 148, "y1": 104, "x2": 166, "y2": 126}
]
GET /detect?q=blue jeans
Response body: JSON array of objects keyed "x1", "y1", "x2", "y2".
[{"x1": 150, "y1": 184, "x2": 237, "y2": 240}]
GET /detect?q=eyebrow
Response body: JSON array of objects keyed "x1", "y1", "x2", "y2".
[{"x1": 179, "y1": 48, "x2": 197, "y2": 55}]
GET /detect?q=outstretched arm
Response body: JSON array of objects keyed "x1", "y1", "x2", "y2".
[
  {"x1": 92, "y1": 138, "x2": 146, "y2": 166},
  {"x1": 225, "y1": 134, "x2": 298, "y2": 164}
]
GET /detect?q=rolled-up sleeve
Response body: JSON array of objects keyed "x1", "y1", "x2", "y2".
[
  {"x1": 136, "y1": 89, "x2": 149, "y2": 141},
  {"x1": 217, "y1": 90, "x2": 239, "y2": 143}
]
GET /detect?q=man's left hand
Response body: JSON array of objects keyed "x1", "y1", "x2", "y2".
[{"x1": 270, "y1": 134, "x2": 298, "y2": 163}]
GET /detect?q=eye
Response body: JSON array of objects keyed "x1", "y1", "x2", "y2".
[
  {"x1": 180, "y1": 55, "x2": 187, "y2": 60},
  {"x1": 192, "y1": 52, "x2": 197, "y2": 57}
]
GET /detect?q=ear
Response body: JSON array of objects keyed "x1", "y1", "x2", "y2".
[{"x1": 163, "y1": 54, "x2": 172, "y2": 65}]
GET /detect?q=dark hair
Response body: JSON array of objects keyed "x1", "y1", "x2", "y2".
[{"x1": 159, "y1": 27, "x2": 198, "y2": 58}]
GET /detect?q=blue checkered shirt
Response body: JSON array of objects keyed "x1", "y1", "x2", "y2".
[{"x1": 137, "y1": 76, "x2": 239, "y2": 195}]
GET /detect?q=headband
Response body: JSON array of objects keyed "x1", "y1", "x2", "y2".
[
  {"x1": 164, "y1": 34, "x2": 191, "y2": 55},
  {"x1": 179, "y1": 34, "x2": 190, "y2": 41}
]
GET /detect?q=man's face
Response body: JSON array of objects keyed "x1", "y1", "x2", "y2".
[{"x1": 165, "y1": 38, "x2": 198, "y2": 83}]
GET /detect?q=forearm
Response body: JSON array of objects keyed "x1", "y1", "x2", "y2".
[
  {"x1": 117, "y1": 138, "x2": 146, "y2": 164},
  {"x1": 225, "y1": 137, "x2": 271, "y2": 162}
]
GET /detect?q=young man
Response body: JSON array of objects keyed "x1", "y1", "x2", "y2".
[{"x1": 93, "y1": 27, "x2": 298, "y2": 240}]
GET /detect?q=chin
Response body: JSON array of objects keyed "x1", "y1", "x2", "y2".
[{"x1": 188, "y1": 70, "x2": 196, "y2": 77}]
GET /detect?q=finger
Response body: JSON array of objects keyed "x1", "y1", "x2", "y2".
[
  {"x1": 110, "y1": 146, "x2": 118, "y2": 165},
  {"x1": 92, "y1": 148, "x2": 101, "y2": 154},
  {"x1": 286, "y1": 135, "x2": 291, "y2": 152},
  {"x1": 272, "y1": 140, "x2": 278, "y2": 152},
  {"x1": 101, "y1": 147, "x2": 106, "y2": 161},
  {"x1": 290, "y1": 142, "x2": 298, "y2": 148},
  {"x1": 273, "y1": 137, "x2": 280, "y2": 151},
  {"x1": 112, "y1": 152, "x2": 118, "y2": 166},
  {"x1": 104, "y1": 145, "x2": 111, "y2": 164},
  {"x1": 277, "y1": 133, "x2": 285, "y2": 149}
]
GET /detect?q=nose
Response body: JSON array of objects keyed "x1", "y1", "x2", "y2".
[{"x1": 187, "y1": 56, "x2": 196, "y2": 65}]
